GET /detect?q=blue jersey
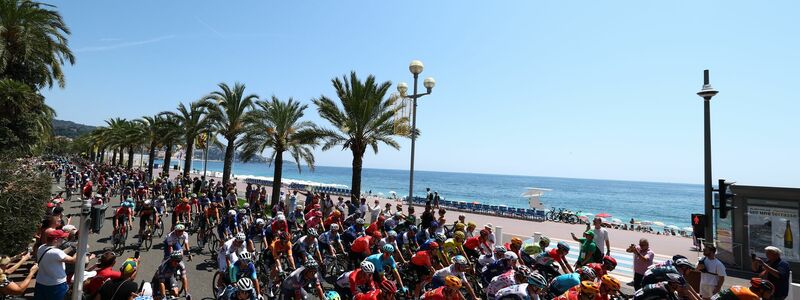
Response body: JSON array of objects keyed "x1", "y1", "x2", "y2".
[
  {"x1": 550, "y1": 273, "x2": 580, "y2": 295},
  {"x1": 228, "y1": 261, "x2": 257, "y2": 283},
  {"x1": 364, "y1": 253, "x2": 397, "y2": 273}
]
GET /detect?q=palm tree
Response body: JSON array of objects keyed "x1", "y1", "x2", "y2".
[
  {"x1": 0, "y1": 0, "x2": 75, "y2": 89},
  {"x1": 313, "y1": 71, "x2": 407, "y2": 202},
  {"x1": 135, "y1": 115, "x2": 162, "y2": 178},
  {"x1": 204, "y1": 82, "x2": 257, "y2": 186},
  {"x1": 103, "y1": 118, "x2": 127, "y2": 166},
  {"x1": 162, "y1": 101, "x2": 209, "y2": 176},
  {"x1": 240, "y1": 96, "x2": 322, "y2": 206},
  {"x1": 0, "y1": 78, "x2": 55, "y2": 154},
  {"x1": 158, "y1": 115, "x2": 182, "y2": 177}
]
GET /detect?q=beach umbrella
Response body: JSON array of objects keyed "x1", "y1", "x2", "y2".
[
  {"x1": 611, "y1": 218, "x2": 623, "y2": 224},
  {"x1": 653, "y1": 221, "x2": 666, "y2": 227},
  {"x1": 666, "y1": 225, "x2": 681, "y2": 230},
  {"x1": 596, "y1": 213, "x2": 612, "y2": 218},
  {"x1": 576, "y1": 212, "x2": 592, "y2": 217},
  {"x1": 683, "y1": 227, "x2": 694, "y2": 232}
]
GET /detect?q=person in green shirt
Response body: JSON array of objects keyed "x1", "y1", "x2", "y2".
[
  {"x1": 405, "y1": 206, "x2": 418, "y2": 228},
  {"x1": 571, "y1": 230, "x2": 600, "y2": 268}
]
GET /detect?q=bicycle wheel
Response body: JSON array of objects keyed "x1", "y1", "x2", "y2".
[
  {"x1": 196, "y1": 231, "x2": 206, "y2": 251},
  {"x1": 212, "y1": 271, "x2": 223, "y2": 297},
  {"x1": 208, "y1": 234, "x2": 219, "y2": 255},
  {"x1": 156, "y1": 219, "x2": 164, "y2": 237},
  {"x1": 143, "y1": 234, "x2": 153, "y2": 250}
]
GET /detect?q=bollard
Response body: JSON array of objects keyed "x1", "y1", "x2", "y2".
[
  {"x1": 495, "y1": 226, "x2": 503, "y2": 245},
  {"x1": 533, "y1": 232, "x2": 542, "y2": 243}
]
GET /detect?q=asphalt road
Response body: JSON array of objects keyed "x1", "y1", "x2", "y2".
[{"x1": 52, "y1": 182, "x2": 220, "y2": 300}]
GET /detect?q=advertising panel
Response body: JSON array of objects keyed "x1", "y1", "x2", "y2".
[{"x1": 748, "y1": 205, "x2": 799, "y2": 262}]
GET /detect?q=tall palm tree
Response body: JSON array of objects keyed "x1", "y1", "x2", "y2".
[
  {"x1": 0, "y1": 0, "x2": 75, "y2": 89},
  {"x1": 162, "y1": 101, "x2": 209, "y2": 176},
  {"x1": 158, "y1": 115, "x2": 182, "y2": 177},
  {"x1": 0, "y1": 78, "x2": 54, "y2": 154},
  {"x1": 240, "y1": 96, "x2": 322, "y2": 206},
  {"x1": 135, "y1": 115, "x2": 162, "y2": 178},
  {"x1": 103, "y1": 118, "x2": 127, "y2": 166},
  {"x1": 313, "y1": 71, "x2": 407, "y2": 202},
  {"x1": 204, "y1": 82, "x2": 257, "y2": 186}
]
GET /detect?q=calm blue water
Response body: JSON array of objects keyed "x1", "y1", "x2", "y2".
[{"x1": 157, "y1": 159, "x2": 702, "y2": 228}]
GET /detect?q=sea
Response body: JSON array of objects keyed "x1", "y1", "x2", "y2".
[{"x1": 156, "y1": 159, "x2": 702, "y2": 228}]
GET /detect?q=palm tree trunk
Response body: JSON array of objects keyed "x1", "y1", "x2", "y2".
[
  {"x1": 350, "y1": 146, "x2": 365, "y2": 203},
  {"x1": 183, "y1": 138, "x2": 194, "y2": 176},
  {"x1": 111, "y1": 149, "x2": 117, "y2": 165},
  {"x1": 127, "y1": 146, "x2": 135, "y2": 169},
  {"x1": 99, "y1": 148, "x2": 106, "y2": 163},
  {"x1": 147, "y1": 141, "x2": 156, "y2": 179},
  {"x1": 271, "y1": 150, "x2": 284, "y2": 207},
  {"x1": 222, "y1": 137, "x2": 235, "y2": 187},
  {"x1": 118, "y1": 146, "x2": 125, "y2": 166},
  {"x1": 163, "y1": 144, "x2": 173, "y2": 176}
]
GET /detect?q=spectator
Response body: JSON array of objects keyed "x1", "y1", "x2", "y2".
[
  {"x1": 420, "y1": 204, "x2": 434, "y2": 230},
  {"x1": 97, "y1": 258, "x2": 140, "y2": 300},
  {"x1": 426, "y1": 188, "x2": 433, "y2": 206},
  {"x1": 587, "y1": 217, "x2": 611, "y2": 256},
  {"x1": 85, "y1": 251, "x2": 121, "y2": 296},
  {"x1": 0, "y1": 253, "x2": 39, "y2": 297},
  {"x1": 697, "y1": 244, "x2": 725, "y2": 298},
  {"x1": 751, "y1": 246, "x2": 790, "y2": 300},
  {"x1": 35, "y1": 229, "x2": 94, "y2": 300},
  {"x1": 571, "y1": 230, "x2": 600, "y2": 267},
  {"x1": 627, "y1": 238, "x2": 654, "y2": 291},
  {"x1": 368, "y1": 200, "x2": 382, "y2": 223},
  {"x1": 433, "y1": 192, "x2": 440, "y2": 209}
]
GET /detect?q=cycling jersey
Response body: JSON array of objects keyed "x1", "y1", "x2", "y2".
[
  {"x1": 442, "y1": 238, "x2": 461, "y2": 257},
  {"x1": 139, "y1": 206, "x2": 156, "y2": 217},
  {"x1": 154, "y1": 260, "x2": 186, "y2": 283},
  {"x1": 711, "y1": 286, "x2": 760, "y2": 300},
  {"x1": 354, "y1": 289, "x2": 382, "y2": 300},
  {"x1": 115, "y1": 207, "x2": 132, "y2": 218},
  {"x1": 549, "y1": 273, "x2": 580, "y2": 296},
  {"x1": 432, "y1": 265, "x2": 467, "y2": 287},
  {"x1": 485, "y1": 270, "x2": 517, "y2": 297},
  {"x1": 318, "y1": 231, "x2": 340, "y2": 245},
  {"x1": 482, "y1": 259, "x2": 512, "y2": 283},
  {"x1": 246, "y1": 225, "x2": 265, "y2": 241},
  {"x1": 281, "y1": 266, "x2": 322, "y2": 291},
  {"x1": 350, "y1": 236, "x2": 373, "y2": 255},
  {"x1": 174, "y1": 203, "x2": 191, "y2": 215},
  {"x1": 270, "y1": 239, "x2": 293, "y2": 259},
  {"x1": 411, "y1": 251, "x2": 433, "y2": 267},
  {"x1": 227, "y1": 261, "x2": 257, "y2": 283},
  {"x1": 586, "y1": 262, "x2": 606, "y2": 277},
  {"x1": 495, "y1": 283, "x2": 538, "y2": 300},
  {"x1": 421, "y1": 286, "x2": 460, "y2": 300},
  {"x1": 364, "y1": 253, "x2": 397, "y2": 273},
  {"x1": 217, "y1": 238, "x2": 244, "y2": 271},
  {"x1": 346, "y1": 269, "x2": 375, "y2": 295}
]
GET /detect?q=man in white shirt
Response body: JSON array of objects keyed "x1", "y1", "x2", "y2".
[
  {"x1": 587, "y1": 217, "x2": 611, "y2": 256},
  {"x1": 35, "y1": 229, "x2": 94, "y2": 300},
  {"x1": 697, "y1": 244, "x2": 726, "y2": 299},
  {"x1": 368, "y1": 200, "x2": 382, "y2": 223}
]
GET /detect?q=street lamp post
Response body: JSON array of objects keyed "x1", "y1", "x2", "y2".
[
  {"x1": 697, "y1": 69, "x2": 719, "y2": 242},
  {"x1": 398, "y1": 60, "x2": 436, "y2": 205}
]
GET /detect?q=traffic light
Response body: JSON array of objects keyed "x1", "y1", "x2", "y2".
[
  {"x1": 717, "y1": 179, "x2": 735, "y2": 219},
  {"x1": 692, "y1": 214, "x2": 706, "y2": 240},
  {"x1": 90, "y1": 204, "x2": 108, "y2": 233}
]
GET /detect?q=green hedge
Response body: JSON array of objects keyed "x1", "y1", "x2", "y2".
[{"x1": 0, "y1": 159, "x2": 49, "y2": 255}]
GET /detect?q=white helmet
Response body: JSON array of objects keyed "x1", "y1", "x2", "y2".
[
  {"x1": 235, "y1": 277, "x2": 253, "y2": 291},
  {"x1": 238, "y1": 251, "x2": 252, "y2": 261},
  {"x1": 504, "y1": 251, "x2": 518, "y2": 261},
  {"x1": 158, "y1": 195, "x2": 165, "y2": 200},
  {"x1": 330, "y1": 223, "x2": 340, "y2": 231},
  {"x1": 235, "y1": 233, "x2": 246, "y2": 242},
  {"x1": 243, "y1": 203, "x2": 250, "y2": 208},
  {"x1": 143, "y1": 200, "x2": 152, "y2": 206},
  {"x1": 228, "y1": 209, "x2": 237, "y2": 216},
  {"x1": 255, "y1": 218, "x2": 265, "y2": 225},
  {"x1": 360, "y1": 261, "x2": 376, "y2": 274}
]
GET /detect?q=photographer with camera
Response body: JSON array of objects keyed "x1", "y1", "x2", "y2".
[{"x1": 696, "y1": 244, "x2": 725, "y2": 299}]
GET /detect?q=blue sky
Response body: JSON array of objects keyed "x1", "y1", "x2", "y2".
[{"x1": 44, "y1": 1, "x2": 799, "y2": 186}]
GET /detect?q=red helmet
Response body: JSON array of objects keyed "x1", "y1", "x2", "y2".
[
  {"x1": 428, "y1": 242, "x2": 439, "y2": 249},
  {"x1": 479, "y1": 229, "x2": 490, "y2": 237},
  {"x1": 379, "y1": 279, "x2": 397, "y2": 294},
  {"x1": 372, "y1": 231, "x2": 382, "y2": 239},
  {"x1": 602, "y1": 255, "x2": 617, "y2": 270}
]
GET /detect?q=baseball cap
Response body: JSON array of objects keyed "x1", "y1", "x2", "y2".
[
  {"x1": 584, "y1": 230, "x2": 595, "y2": 237},
  {"x1": 48, "y1": 229, "x2": 70, "y2": 239},
  {"x1": 120, "y1": 258, "x2": 138, "y2": 275}
]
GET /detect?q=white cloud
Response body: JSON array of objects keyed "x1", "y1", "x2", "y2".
[{"x1": 76, "y1": 35, "x2": 176, "y2": 52}]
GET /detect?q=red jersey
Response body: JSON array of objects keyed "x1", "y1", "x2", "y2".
[
  {"x1": 421, "y1": 287, "x2": 460, "y2": 300},
  {"x1": 351, "y1": 236, "x2": 373, "y2": 254},
  {"x1": 174, "y1": 203, "x2": 191, "y2": 214},
  {"x1": 354, "y1": 289, "x2": 381, "y2": 300},
  {"x1": 411, "y1": 250, "x2": 433, "y2": 267},
  {"x1": 348, "y1": 269, "x2": 375, "y2": 295},
  {"x1": 365, "y1": 222, "x2": 380, "y2": 236},
  {"x1": 271, "y1": 220, "x2": 289, "y2": 234},
  {"x1": 84, "y1": 266, "x2": 121, "y2": 294},
  {"x1": 549, "y1": 248, "x2": 566, "y2": 260},
  {"x1": 463, "y1": 236, "x2": 482, "y2": 250}
]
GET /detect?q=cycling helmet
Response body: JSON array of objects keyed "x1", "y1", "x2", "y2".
[
  {"x1": 238, "y1": 251, "x2": 252, "y2": 262},
  {"x1": 579, "y1": 281, "x2": 600, "y2": 295},
  {"x1": 355, "y1": 218, "x2": 365, "y2": 225},
  {"x1": 330, "y1": 223, "x2": 340, "y2": 231},
  {"x1": 454, "y1": 223, "x2": 465, "y2": 231},
  {"x1": 238, "y1": 208, "x2": 247, "y2": 214},
  {"x1": 175, "y1": 224, "x2": 186, "y2": 231},
  {"x1": 243, "y1": 203, "x2": 250, "y2": 208},
  {"x1": 323, "y1": 291, "x2": 341, "y2": 300},
  {"x1": 603, "y1": 255, "x2": 618, "y2": 271},
  {"x1": 557, "y1": 241, "x2": 570, "y2": 252},
  {"x1": 522, "y1": 244, "x2": 538, "y2": 255},
  {"x1": 371, "y1": 231, "x2": 382, "y2": 239},
  {"x1": 304, "y1": 259, "x2": 319, "y2": 269},
  {"x1": 169, "y1": 252, "x2": 183, "y2": 261},
  {"x1": 332, "y1": 210, "x2": 342, "y2": 217},
  {"x1": 453, "y1": 231, "x2": 465, "y2": 241},
  {"x1": 255, "y1": 218, "x2": 265, "y2": 225},
  {"x1": 444, "y1": 275, "x2": 462, "y2": 288},
  {"x1": 190, "y1": 193, "x2": 197, "y2": 198},
  {"x1": 750, "y1": 277, "x2": 774, "y2": 292},
  {"x1": 514, "y1": 265, "x2": 532, "y2": 277},
  {"x1": 435, "y1": 233, "x2": 447, "y2": 242},
  {"x1": 143, "y1": 200, "x2": 152, "y2": 206},
  {"x1": 673, "y1": 258, "x2": 695, "y2": 269},
  {"x1": 306, "y1": 228, "x2": 318, "y2": 238},
  {"x1": 158, "y1": 195, "x2": 165, "y2": 199},
  {"x1": 387, "y1": 230, "x2": 398, "y2": 238},
  {"x1": 228, "y1": 209, "x2": 237, "y2": 216},
  {"x1": 276, "y1": 214, "x2": 286, "y2": 221},
  {"x1": 379, "y1": 279, "x2": 397, "y2": 293},
  {"x1": 665, "y1": 273, "x2": 687, "y2": 286},
  {"x1": 360, "y1": 261, "x2": 376, "y2": 273},
  {"x1": 467, "y1": 221, "x2": 476, "y2": 227},
  {"x1": 494, "y1": 245, "x2": 508, "y2": 254},
  {"x1": 408, "y1": 225, "x2": 418, "y2": 232},
  {"x1": 511, "y1": 237, "x2": 523, "y2": 246},
  {"x1": 382, "y1": 244, "x2": 395, "y2": 253},
  {"x1": 527, "y1": 272, "x2": 548, "y2": 289},
  {"x1": 451, "y1": 255, "x2": 469, "y2": 266},
  {"x1": 504, "y1": 251, "x2": 518, "y2": 261},
  {"x1": 277, "y1": 231, "x2": 289, "y2": 240},
  {"x1": 601, "y1": 274, "x2": 621, "y2": 291},
  {"x1": 296, "y1": 205, "x2": 304, "y2": 211},
  {"x1": 428, "y1": 242, "x2": 439, "y2": 249},
  {"x1": 539, "y1": 236, "x2": 550, "y2": 246},
  {"x1": 235, "y1": 277, "x2": 253, "y2": 291},
  {"x1": 430, "y1": 221, "x2": 439, "y2": 228},
  {"x1": 235, "y1": 232, "x2": 246, "y2": 242},
  {"x1": 578, "y1": 266, "x2": 596, "y2": 281},
  {"x1": 633, "y1": 282, "x2": 672, "y2": 300}
]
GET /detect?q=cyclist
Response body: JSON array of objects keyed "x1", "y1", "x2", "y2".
[
  {"x1": 421, "y1": 275, "x2": 465, "y2": 300},
  {"x1": 712, "y1": 277, "x2": 773, "y2": 300},
  {"x1": 266, "y1": 231, "x2": 295, "y2": 294},
  {"x1": 172, "y1": 198, "x2": 192, "y2": 230},
  {"x1": 398, "y1": 225, "x2": 419, "y2": 255},
  {"x1": 548, "y1": 266, "x2": 596, "y2": 296},
  {"x1": 485, "y1": 265, "x2": 532, "y2": 299},
  {"x1": 432, "y1": 255, "x2": 479, "y2": 300},
  {"x1": 585, "y1": 255, "x2": 617, "y2": 278},
  {"x1": 555, "y1": 281, "x2": 600, "y2": 300},
  {"x1": 354, "y1": 279, "x2": 398, "y2": 300},
  {"x1": 152, "y1": 252, "x2": 189, "y2": 299},
  {"x1": 494, "y1": 272, "x2": 548, "y2": 300},
  {"x1": 292, "y1": 228, "x2": 323, "y2": 266},
  {"x1": 505, "y1": 237, "x2": 524, "y2": 261},
  {"x1": 227, "y1": 251, "x2": 260, "y2": 296},
  {"x1": 323, "y1": 209, "x2": 344, "y2": 230},
  {"x1": 596, "y1": 274, "x2": 621, "y2": 300},
  {"x1": 378, "y1": 230, "x2": 407, "y2": 264},
  {"x1": 216, "y1": 233, "x2": 247, "y2": 289},
  {"x1": 463, "y1": 229, "x2": 492, "y2": 259},
  {"x1": 138, "y1": 199, "x2": 160, "y2": 238},
  {"x1": 221, "y1": 277, "x2": 257, "y2": 300},
  {"x1": 113, "y1": 200, "x2": 134, "y2": 242},
  {"x1": 520, "y1": 236, "x2": 550, "y2": 267},
  {"x1": 245, "y1": 218, "x2": 267, "y2": 253},
  {"x1": 218, "y1": 210, "x2": 239, "y2": 241},
  {"x1": 280, "y1": 260, "x2": 325, "y2": 300},
  {"x1": 363, "y1": 244, "x2": 406, "y2": 291},
  {"x1": 441, "y1": 231, "x2": 468, "y2": 262},
  {"x1": 410, "y1": 241, "x2": 441, "y2": 299},
  {"x1": 482, "y1": 251, "x2": 519, "y2": 285},
  {"x1": 236, "y1": 207, "x2": 250, "y2": 233},
  {"x1": 334, "y1": 261, "x2": 376, "y2": 299},
  {"x1": 480, "y1": 246, "x2": 510, "y2": 270},
  {"x1": 306, "y1": 210, "x2": 324, "y2": 231},
  {"x1": 318, "y1": 223, "x2": 346, "y2": 257},
  {"x1": 163, "y1": 223, "x2": 191, "y2": 261},
  {"x1": 154, "y1": 195, "x2": 167, "y2": 215},
  {"x1": 350, "y1": 231, "x2": 379, "y2": 267},
  {"x1": 534, "y1": 241, "x2": 573, "y2": 278},
  {"x1": 342, "y1": 217, "x2": 367, "y2": 246}
]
